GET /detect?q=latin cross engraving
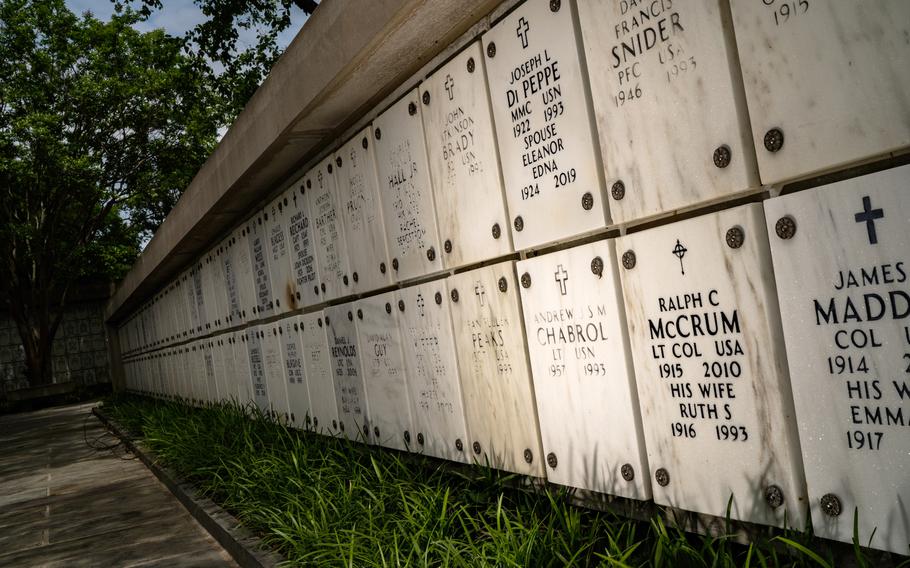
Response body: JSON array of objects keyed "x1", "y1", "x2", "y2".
[
  {"x1": 516, "y1": 17, "x2": 530, "y2": 49},
  {"x1": 475, "y1": 282, "x2": 486, "y2": 306},
  {"x1": 554, "y1": 265, "x2": 569, "y2": 295},
  {"x1": 854, "y1": 195, "x2": 884, "y2": 245},
  {"x1": 672, "y1": 239, "x2": 687, "y2": 275},
  {"x1": 444, "y1": 74, "x2": 454, "y2": 101}
]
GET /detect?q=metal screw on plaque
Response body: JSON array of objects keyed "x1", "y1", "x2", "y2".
[
  {"x1": 296, "y1": 291, "x2": 301, "y2": 300},
  {"x1": 473, "y1": 441, "x2": 482, "y2": 455},
  {"x1": 455, "y1": 438, "x2": 463, "y2": 451},
  {"x1": 467, "y1": 57, "x2": 475, "y2": 73},
  {"x1": 392, "y1": 258, "x2": 399, "y2": 271},
  {"x1": 621, "y1": 463, "x2": 635, "y2": 482},
  {"x1": 547, "y1": 452, "x2": 558, "y2": 469},
  {"x1": 385, "y1": 302, "x2": 392, "y2": 314},
  {"x1": 451, "y1": 288, "x2": 459, "y2": 303},
  {"x1": 380, "y1": 262, "x2": 387, "y2": 274},
  {"x1": 339, "y1": 422, "x2": 345, "y2": 432},
  {"x1": 820, "y1": 494, "x2": 842, "y2": 517},
  {"x1": 426, "y1": 247, "x2": 436, "y2": 261},
  {"x1": 611, "y1": 180, "x2": 625, "y2": 201},
  {"x1": 622, "y1": 250, "x2": 637, "y2": 270},
  {"x1": 498, "y1": 277, "x2": 508, "y2": 292},
  {"x1": 550, "y1": 0, "x2": 561, "y2": 11},
  {"x1": 523, "y1": 449, "x2": 533, "y2": 464},
  {"x1": 444, "y1": 239, "x2": 452, "y2": 254},
  {"x1": 521, "y1": 272, "x2": 531, "y2": 288},
  {"x1": 318, "y1": 317, "x2": 323, "y2": 327},
  {"x1": 764, "y1": 485, "x2": 784, "y2": 509},
  {"x1": 335, "y1": 156, "x2": 342, "y2": 168},
  {"x1": 363, "y1": 424, "x2": 369, "y2": 437},
  {"x1": 398, "y1": 300, "x2": 405, "y2": 312},
  {"x1": 514, "y1": 216, "x2": 524, "y2": 232},
  {"x1": 327, "y1": 163, "x2": 333, "y2": 174},
  {"x1": 417, "y1": 432, "x2": 425, "y2": 445},
  {"x1": 773, "y1": 216, "x2": 797, "y2": 241},
  {"x1": 726, "y1": 226, "x2": 745, "y2": 249},
  {"x1": 343, "y1": 275, "x2": 349, "y2": 286},
  {"x1": 404, "y1": 430, "x2": 411, "y2": 444},
  {"x1": 591, "y1": 256, "x2": 603, "y2": 277},
  {"x1": 408, "y1": 101, "x2": 417, "y2": 116},
  {"x1": 307, "y1": 179, "x2": 312, "y2": 189},
  {"x1": 314, "y1": 285, "x2": 320, "y2": 296},
  {"x1": 487, "y1": 42, "x2": 496, "y2": 58},
  {"x1": 332, "y1": 419, "x2": 338, "y2": 430},
  {"x1": 362, "y1": 137, "x2": 368, "y2": 149},
  {"x1": 764, "y1": 127, "x2": 784, "y2": 152},
  {"x1": 375, "y1": 128, "x2": 382, "y2": 140},
  {"x1": 713, "y1": 145, "x2": 732, "y2": 169},
  {"x1": 353, "y1": 272, "x2": 359, "y2": 283},
  {"x1": 325, "y1": 316, "x2": 330, "y2": 325},
  {"x1": 321, "y1": 283, "x2": 326, "y2": 293},
  {"x1": 357, "y1": 309, "x2": 363, "y2": 320},
  {"x1": 491, "y1": 223, "x2": 501, "y2": 239},
  {"x1": 655, "y1": 467, "x2": 670, "y2": 487},
  {"x1": 422, "y1": 91, "x2": 430, "y2": 105},
  {"x1": 374, "y1": 426, "x2": 380, "y2": 438},
  {"x1": 435, "y1": 292, "x2": 442, "y2": 305},
  {"x1": 582, "y1": 192, "x2": 594, "y2": 211}
]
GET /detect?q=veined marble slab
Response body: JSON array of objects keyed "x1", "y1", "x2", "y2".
[
  {"x1": 263, "y1": 322, "x2": 291, "y2": 421},
  {"x1": 266, "y1": 190, "x2": 295, "y2": 313},
  {"x1": 246, "y1": 326, "x2": 270, "y2": 413},
  {"x1": 324, "y1": 304, "x2": 368, "y2": 441},
  {"x1": 307, "y1": 157, "x2": 352, "y2": 301},
  {"x1": 231, "y1": 331, "x2": 254, "y2": 405},
  {"x1": 300, "y1": 311, "x2": 340, "y2": 436},
  {"x1": 730, "y1": 1, "x2": 910, "y2": 184},
  {"x1": 483, "y1": 0, "x2": 607, "y2": 250},
  {"x1": 286, "y1": 178, "x2": 321, "y2": 309},
  {"x1": 578, "y1": 0, "x2": 758, "y2": 224},
  {"x1": 517, "y1": 240, "x2": 651, "y2": 499},
  {"x1": 335, "y1": 127, "x2": 394, "y2": 295},
  {"x1": 354, "y1": 291, "x2": 414, "y2": 451},
  {"x1": 397, "y1": 279, "x2": 470, "y2": 463},
  {"x1": 220, "y1": 234, "x2": 243, "y2": 327},
  {"x1": 372, "y1": 89, "x2": 444, "y2": 282},
  {"x1": 281, "y1": 316, "x2": 312, "y2": 430},
  {"x1": 203, "y1": 341, "x2": 217, "y2": 403},
  {"x1": 765, "y1": 166, "x2": 910, "y2": 554},
  {"x1": 615, "y1": 204, "x2": 806, "y2": 528},
  {"x1": 247, "y1": 215, "x2": 275, "y2": 318},
  {"x1": 233, "y1": 226, "x2": 257, "y2": 322},
  {"x1": 448, "y1": 262, "x2": 545, "y2": 476},
  {"x1": 422, "y1": 40, "x2": 513, "y2": 268}
]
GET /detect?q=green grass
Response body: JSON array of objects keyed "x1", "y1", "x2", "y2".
[{"x1": 101, "y1": 394, "x2": 904, "y2": 567}]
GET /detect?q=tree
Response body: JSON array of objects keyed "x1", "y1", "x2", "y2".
[{"x1": 0, "y1": 0, "x2": 221, "y2": 386}]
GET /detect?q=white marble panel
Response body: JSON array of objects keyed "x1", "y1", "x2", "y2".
[
  {"x1": 281, "y1": 316, "x2": 311, "y2": 430},
  {"x1": 266, "y1": 191, "x2": 295, "y2": 313},
  {"x1": 448, "y1": 262, "x2": 544, "y2": 476},
  {"x1": 483, "y1": 0, "x2": 607, "y2": 250},
  {"x1": 299, "y1": 311, "x2": 340, "y2": 435},
  {"x1": 263, "y1": 322, "x2": 291, "y2": 420},
  {"x1": 246, "y1": 326, "x2": 270, "y2": 412},
  {"x1": 248, "y1": 214, "x2": 275, "y2": 318},
  {"x1": 232, "y1": 331, "x2": 254, "y2": 405},
  {"x1": 324, "y1": 303, "x2": 369, "y2": 441},
  {"x1": 615, "y1": 204, "x2": 806, "y2": 527},
  {"x1": 422, "y1": 41, "x2": 513, "y2": 268},
  {"x1": 335, "y1": 127, "x2": 394, "y2": 295},
  {"x1": 233, "y1": 225, "x2": 257, "y2": 322},
  {"x1": 221, "y1": 234, "x2": 243, "y2": 327},
  {"x1": 397, "y1": 279, "x2": 470, "y2": 463},
  {"x1": 202, "y1": 341, "x2": 217, "y2": 403},
  {"x1": 730, "y1": 1, "x2": 910, "y2": 184},
  {"x1": 516, "y1": 241, "x2": 650, "y2": 498},
  {"x1": 764, "y1": 166, "x2": 910, "y2": 554},
  {"x1": 372, "y1": 90, "x2": 444, "y2": 282},
  {"x1": 286, "y1": 179, "x2": 321, "y2": 309},
  {"x1": 306, "y1": 157, "x2": 351, "y2": 301},
  {"x1": 354, "y1": 291, "x2": 413, "y2": 451},
  {"x1": 578, "y1": 0, "x2": 758, "y2": 224}
]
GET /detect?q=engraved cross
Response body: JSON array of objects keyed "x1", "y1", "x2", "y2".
[
  {"x1": 444, "y1": 74, "x2": 454, "y2": 101},
  {"x1": 516, "y1": 17, "x2": 530, "y2": 49},
  {"x1": 554, "y1": 265, "x2": 569, "y2": 295},
  {"x1": 854, "y1": 195, "x2": 884, "y2": 245},
  {"x1": 474, "y1": 282, "x2": 486, "y2": 306}
]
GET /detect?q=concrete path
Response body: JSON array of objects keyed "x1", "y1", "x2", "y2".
[{"x1": 0, "y1": 402, "x2": 238, "y2": 567}]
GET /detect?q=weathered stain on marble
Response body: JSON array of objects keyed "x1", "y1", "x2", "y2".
[
  {"x1": 578, "y1": 0, "x2": 759, "y2": 225},
  {"x1": 730, "y1": 1, "x2": 910, "y2": 184},
  {"x1": 354, "y1": 291, "x2": 414, "y2": 451},
  {"x1": 614, "y1": 204, "x2": 806, "y2": 528},
  {"x1": 483, "y1": 0, "x2": 608, "y2": 251},
  {"x1": 334, "y1": 126, "x2": 393, "y2": 295},
  {"x1": 517, "y1": 239, "x2": 651, "y2": 499},
  {"x1": 765, "y1": 165, "x2": 910, "y2": 555},
  {"x1": 397, "y1": 279, "x2": 471, "y2": 464},
  {"x1": 421, "y1": 41, "x2": 513, "y2": 269},
  {"x1": 448, "y1": 262, "x2": 545, "y2": 477}
]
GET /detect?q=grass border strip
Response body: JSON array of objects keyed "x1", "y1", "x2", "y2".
[{"x1": 92, "y1": 406, "x2": 286, "y2": 568}]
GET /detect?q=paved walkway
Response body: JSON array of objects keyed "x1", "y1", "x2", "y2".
[{"x1": 0, "y1": 402, "x2": 237, "y2": 567}]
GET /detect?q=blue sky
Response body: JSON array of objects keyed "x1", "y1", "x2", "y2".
[{"x1": 64, "y1": 0, "x2": 307, "y2": 53}]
